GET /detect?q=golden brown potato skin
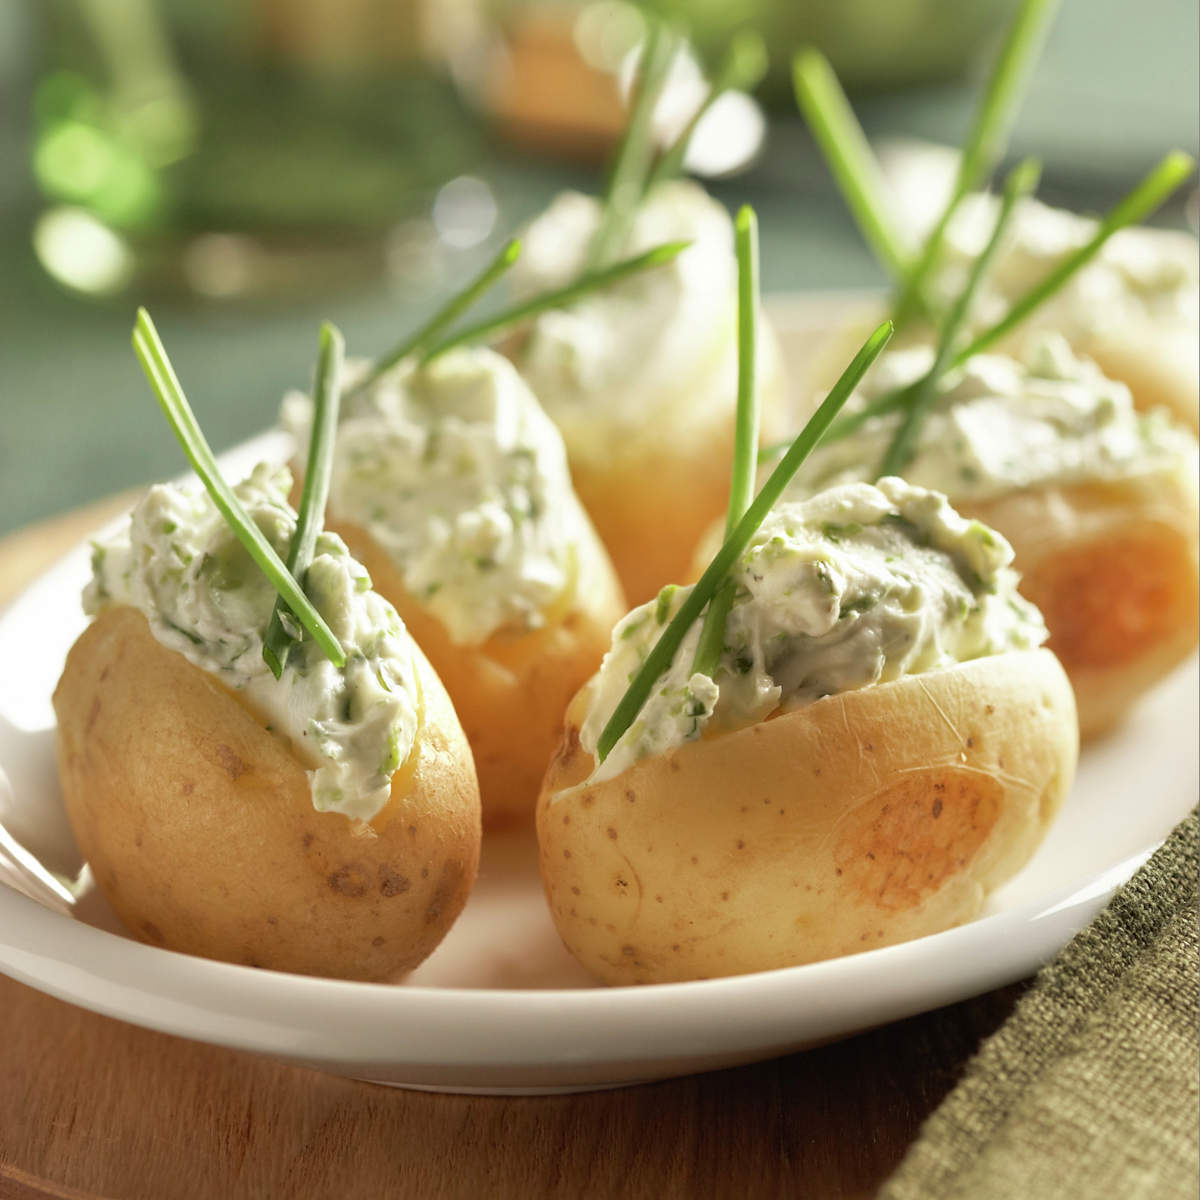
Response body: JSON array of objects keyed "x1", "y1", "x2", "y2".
[
  {"x1": 54, "y1": 606, "x2": 481, "y2": 981},
  {"x1": 963, "y1": 472, "x2": 1200, "y2": 739},
  {"x1": 537, "y1": 650, "x2": 1077, "y2": 985},
  {"x1": 332, "y1": 519, "x2": 626, "y2": 829}
]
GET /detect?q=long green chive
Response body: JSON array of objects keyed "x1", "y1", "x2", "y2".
[
  {"x1": 892, "y1": 0, "x2": 1060, "y2": 324},
  {"x1": 596, "y1": 319, "x2": 894, "y2": 763},
  {"x1": 646, "y1": 30, "x2": 769, "y2": 192},
  {"x1": 953, "y1": 150, "x2": 1197, "y2": 365},
  {"x1": 349, "y1": 239, "x2": 521, "y2": 397},
  {"x1": 692, "y1": 205, "x2": 760, "y2": 679},
  {"x1": 422, "y1": 240, "x2": 690, "y2": 362},
  {"x1": 792, "y1": 48, "x2": 913, "y2": 290},
  {"x1": 131, "y1": 309, "x2": 346, "y2": 670},
  {"x1": 723, "y1": 206, "x2": 763, "y2": 535},
  {"x1": 880, "y1": 159, "x2": 1040, "y2": 478},
  {"x1": 588, "y1": 19, "x2": 680, "y2": 268},
  {"x1": 263, "y1": 323, "x2": 344, "y2": 677}
]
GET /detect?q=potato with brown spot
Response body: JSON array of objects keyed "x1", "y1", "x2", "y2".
[
  {"x1": 54, "y1": 606, "x2": 481, "y2": 981},
  {"x1": 537, "y1": 651, "x2": 1077, "y2": 985}
]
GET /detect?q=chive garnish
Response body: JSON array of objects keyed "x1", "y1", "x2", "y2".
[
  {"x1": 646, "y1": 30, "x2": 769, "y2": 193},
  {"x1": 691, "y1": 205, "x2": 760, "y2": 679},
  {"x1": 263, "y1": 322, "x2": 345, "y2": 677},
  {"x1": 789, "y1": 152, "x2": 1194, "y2": 462},
  {"x1": 131, "y1": 308, "x2": 346, "y2": 672},
  {"x1": 879, "y1": 158, "x2": 1041, "y2": 478},
  {"x1": 792, "y1": 47, "x2": 914, "y2": 291},
  {"x1": 596, "y1": 319, "x2": 894, "y2": 763},
  {"x1": 587, "y1": 19, "x2": 680, "y2": 269},
  {"x1": 892, "y1": 0, "x2": 1060, "y2": 325},
  {"x1": 350, "y1": 238, "x2": 521, "y2": 397},
  {"x1": 422, "y1": 240, "x2": 690, "y2": 362},
  {"x1": 953, "y1": 150, "x2": 1197, "y2": 365}
]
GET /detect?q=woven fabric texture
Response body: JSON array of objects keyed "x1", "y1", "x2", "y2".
[{"x1": 880, "y1": 808, "x2": 1200, "y2": 1200}]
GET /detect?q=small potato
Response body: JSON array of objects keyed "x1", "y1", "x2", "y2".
[
  {"x1": 334, "y1": 518, "x2": 626, "y2": 828},
  {"x1": 962, "y1": 474, "x2": 1200, "y2": 739},
  {"x1": 537, "y1": 650, "x2": 1076, "y2": 985},
  {"x1": 54, "y1": 606, "x2": 481, "y2": 981}
]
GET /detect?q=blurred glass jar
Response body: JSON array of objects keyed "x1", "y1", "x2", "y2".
[{"x1": 30, "y1": 0, "x2": 488, "y2": 300}]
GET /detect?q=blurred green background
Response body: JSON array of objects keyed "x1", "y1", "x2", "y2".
[{"x1": 1, "y1": 0, "x2": 1196, "y2": 538}]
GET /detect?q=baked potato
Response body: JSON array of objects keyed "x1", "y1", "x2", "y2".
[
  {"x1": 55, "y1": 465, "x2": 481, "y2": 980},
  {"x1": 537, "y1": 478, "x2": 1078, "y2": 984},
  {"x1": 512, "y1": 181, "x2": 788, "y2": 604},
  {"x1": 539, "y1": 650, "x2": 1075, "y2": 984},
  {"x1": 782, "y1": 337, "x2": 1200, "y2": 738},
  {"x1": 284, "y1": 346, "x2": 627, "y2": 828}
]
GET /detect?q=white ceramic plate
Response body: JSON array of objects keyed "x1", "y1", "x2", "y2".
[{"x1": 0, "y1": 295, "x2": 1195, "y2": 1094}]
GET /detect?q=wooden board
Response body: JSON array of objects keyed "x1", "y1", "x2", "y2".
[{"x1": 0, "y1": 498, "x2": 1026, "y2": 1200}]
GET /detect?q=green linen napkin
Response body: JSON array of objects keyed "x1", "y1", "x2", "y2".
[{"x1": 880, "y1": 808, "x2": 1200, "y2": 1200}]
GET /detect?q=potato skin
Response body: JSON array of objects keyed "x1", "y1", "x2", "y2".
[
  {"x1": 537, "y1": 650, "x2": 1077, "y2": 985},
  {"x1": 962, "y1": 472, "x2": 1200, "y2": 739},
  {"x1": 332, "y1": 518, "x2": 626, "y2": 829},
  {"x1": 54, "y1": 606, "x2": 481, "y2": 981},
  {"x1": 567, "y1": 333, "x2": 788, "y2": 608}
]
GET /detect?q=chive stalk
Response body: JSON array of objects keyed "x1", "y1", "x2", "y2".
[
  {"x1": 588, "y1": 20, "x2": 680, "y2": 268},
  {"x1": 596, "y1": 319, "x2": 894, "y2": 763},
  {"x1": 691, "y1": 205, "x2": 760, "y2": 679},
  {"x1": 792, "y1": 48, "x2": 913, "y2": 290},
  {"x1": 422, "y1": 239, "x2": 690, "y2": 362},
  {"x1": 783, "y1": 150, "x2": 1192, "y2": 468},
  {"x1": 892, "y1": 0, "x2": 1060, "y2": 324},
  {"x1": 646, "y1": 30, "x2": 768, "y2": 192},
  {"x1": 131, "y1": 308, "x2": 346, "y2": 670},
  {"x1": 350, "y1": 239, "x2": 520, "y2": 397},
  {"x1": 953, "y1": 150, "x2": 1197, "y2": 365},
  {"x1": 263, "y1": 322, "x2": 345, "y2": 677},
  {"x1": 880, "y1": 159, "x2": 1041, "y2": 478}
]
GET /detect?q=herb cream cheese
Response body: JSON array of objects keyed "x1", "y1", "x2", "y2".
[
  {"x1": 283, "y1": 346, "x2": 593, "y2": 646},
  {"x1": 85, "y1": 463, "x2": 420, "y2": 822},
  {"x1": 581, "y1": 478, "x2": 1045, "y2": 783},
  {"x1": 512, "y1": 180, "x2": 779, "y2": 458},
  {"x1": 927, "y1": 194, "x2": 1198, "y2": 343},
  {"x1": 792, "y1": 335, "x2": 1197, "y2": 502}
]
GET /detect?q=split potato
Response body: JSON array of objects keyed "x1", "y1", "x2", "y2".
[
  {"x1": 332, "y1": 516, "x2": 626, "y2": 828},
  {"x1": 54, "y1": 606, "x2": 481, "y2": 981},
  {"x1": 537, "y1": 649, "x2": 1077, "y2": 985}
]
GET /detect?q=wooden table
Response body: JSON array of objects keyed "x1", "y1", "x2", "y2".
[{"x1": 0, "y1": 500, "x2": 1029, "y2": 1200}]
